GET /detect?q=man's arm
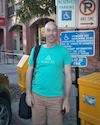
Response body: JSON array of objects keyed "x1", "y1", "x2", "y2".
[
  {"x1": 26, "y1": 66, "x2": 33, "y2": 93},
  {"x1": 62, "y1": 64, "x2": 72, "y2": 114},
  {"x1": 26, "y1": 65, "x2": 34, "y2": 107}
]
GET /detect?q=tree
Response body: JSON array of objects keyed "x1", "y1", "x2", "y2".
[{"x1": 7, "y1": 0, "x2": 55, "y2": 23}]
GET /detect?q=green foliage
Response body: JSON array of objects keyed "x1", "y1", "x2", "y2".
[{"x1": 7, "y1": 0, "x2": 55, "y2": 23}]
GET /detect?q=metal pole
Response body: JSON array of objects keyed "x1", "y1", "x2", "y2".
[
  {"x1": 4, "y1": 50, "x2": 5, "y2": 64},
  {"x1": 75, "y1": 67, "x2": 80, "y2": 125},
  {"x1": 12, "y1": 51, "x2": 14, "y2": 65},
  {"x1": 74, "y1": 28, "x2": 80, "y2": 125}
]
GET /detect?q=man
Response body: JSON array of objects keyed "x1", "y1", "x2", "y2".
[{"x1": 26, "y1": 21, "x2": 72, "y2": 125}]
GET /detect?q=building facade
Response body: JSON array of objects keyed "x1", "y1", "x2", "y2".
[{"x1": 0, "y1": 0, "x2": 100, "y2": 75}]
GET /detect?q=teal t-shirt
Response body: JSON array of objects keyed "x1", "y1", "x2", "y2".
[{"x1": 28, "y1": 44, "x2": 72, "y2": 97}]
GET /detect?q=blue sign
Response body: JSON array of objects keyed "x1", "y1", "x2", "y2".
[
  {"x1": 71, "y1": 57, "x2": 87, "y2": 67},
  {"x1": 62, "y1": 10, "x2": 72, "y2": 21},
  {"x1": 60, "y1": 30, "x2": 95, "y2": 56}
]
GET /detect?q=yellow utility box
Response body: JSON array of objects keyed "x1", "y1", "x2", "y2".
[
  {"x1": 17, "y1": 55, "x2": 29, "y2": 92},
  {"x1": 78, "y1": 72, "x2": 100, "y2": 125}
]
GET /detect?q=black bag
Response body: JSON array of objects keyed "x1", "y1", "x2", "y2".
[
  {"x1": 18, "y1": 45, "x2": 41, "y2": 119},
  {"x1": 19, "y1": 93, "x2": 31, "y2": 119}
]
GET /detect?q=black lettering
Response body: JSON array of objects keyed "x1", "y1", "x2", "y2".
[{"x1": 84, "y1": 2, "x2": 92, "y2": 12}]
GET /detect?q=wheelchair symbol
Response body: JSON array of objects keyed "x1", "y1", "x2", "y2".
[
  {"x1": 64, "y1": 34, "x2": 69, "y2": 40},
  {"x1": 62, "y1": 11, "x2": 72, "y2": 21},
  {"x1": 63, "y1": 12, "x2": 70, "y2": 19}
]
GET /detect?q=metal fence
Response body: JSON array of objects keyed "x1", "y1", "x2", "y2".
[{"x1": 0, "y1": 50, "x2": 23, "y2": 65}]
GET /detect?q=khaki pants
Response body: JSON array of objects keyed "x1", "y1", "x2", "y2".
[{"x1": 32, "y1": 93, "x2": 63, "y2": 125}]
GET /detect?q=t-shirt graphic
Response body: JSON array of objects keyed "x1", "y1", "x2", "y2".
[{"x1": 41, "y1": 55, "x2": 55, "y2": 64}]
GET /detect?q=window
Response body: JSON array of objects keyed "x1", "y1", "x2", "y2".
[
  {"x1": 8, "y1": 5, "x2": 14, "y2": 16},
  {"x1": 40, "y1": 27, "x2": 45, "y2": 44},
  {"x1": 8, "y1": 1, "x2": 22, "y2": 17},
  {"x1": 0, "y1": 0, "x2": 3, "y2": 16}
]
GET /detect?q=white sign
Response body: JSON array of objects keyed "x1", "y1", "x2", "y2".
[
  {"x1": 77, "y1": 0, "x2": 98, "y2": 28},
  {"x1": 56, "y1": 0, "x2": 76, "y2": 28}
]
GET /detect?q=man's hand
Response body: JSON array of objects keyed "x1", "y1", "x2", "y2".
[
  {"x1": 62, "y1": 98, "x2": 70, "y2": 114},
  {"x1": 26, "y1": 93, "x2": 34, "y2": 107}
]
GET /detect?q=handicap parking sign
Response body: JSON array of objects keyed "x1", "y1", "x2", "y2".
[
  {"x1": 56, "y1": 0, "x2": 76, "y2": 28},
  {"x1": 60, "y1": 30, "x2": 95, "y2": 56},
  {"x1": 62, "y1": 10, "x2": 72, "y2": 21}
]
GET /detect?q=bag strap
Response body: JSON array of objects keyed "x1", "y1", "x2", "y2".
[{"x1": 33, "y1": 45, "x2": 41, "y2": 67}]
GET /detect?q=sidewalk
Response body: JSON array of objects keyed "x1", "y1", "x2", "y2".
[
  {"x1": 0, "y1": 58, "x2": 18, "y2": 85},
  {"x1": 0, "y1": 59, "x2": 78, "y2": 125}
]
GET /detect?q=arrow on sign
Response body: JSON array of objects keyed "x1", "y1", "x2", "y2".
[{"x1": 80, "y1": 22, "x2": 94, "y2": 25}]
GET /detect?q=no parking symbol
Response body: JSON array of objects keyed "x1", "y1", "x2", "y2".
[
  {"x1": 77, "y1": 0, "x2": 98, "y2": 28},
  {"x1": 79, "y1": 0, "x2": 96, "y2": 15}
]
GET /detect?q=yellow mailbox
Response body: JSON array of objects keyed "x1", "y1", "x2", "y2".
[
  {"x1": 78, "y1": 72, "x2": 100, "y2": 125},
  {"x1": 17, "y1": 55, "x2": 29, "y2": 92}
]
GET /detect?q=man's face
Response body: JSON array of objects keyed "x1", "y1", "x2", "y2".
[{"x1": 44, "y1": 22, "x2": 57, "y2": 44}]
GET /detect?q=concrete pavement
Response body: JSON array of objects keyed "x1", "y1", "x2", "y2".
[{"x1": 0, "y1": 58, "x2": 79, "y2": 125}]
